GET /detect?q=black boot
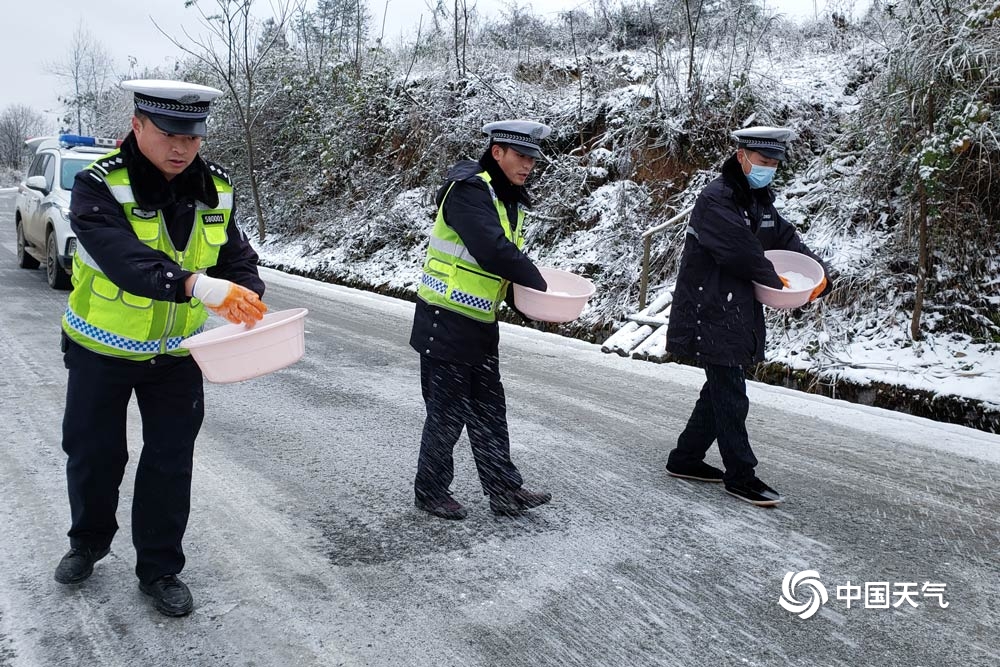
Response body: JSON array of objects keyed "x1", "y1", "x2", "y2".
[
  {"x1": 139, "y1": 575, "x2": 194, "y2": 617},
  {"x1": 415, "y1": 495, "x2": 468, "y2": 520},
  {"x1": 490, "y1": 487, "x2": 552, "y2": 516},
  {"x1": 54, "y1": 546, "x2": 110, "y2": 585}
]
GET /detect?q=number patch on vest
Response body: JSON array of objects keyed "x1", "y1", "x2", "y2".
[{"x1": 203, "y1": 213, "x2": 225, "y2": 224}]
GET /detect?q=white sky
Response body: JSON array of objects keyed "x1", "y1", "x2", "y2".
[{"x1": 0, "y1": 0, "x2": 843, "y2": 129}]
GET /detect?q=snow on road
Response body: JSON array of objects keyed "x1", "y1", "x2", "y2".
[{"x1": 1, "y1": 192, "x2": 998, "y2": 666}]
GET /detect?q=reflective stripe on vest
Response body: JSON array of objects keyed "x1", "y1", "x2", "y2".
[
  {"x1": 419, "y1": 273, "x2": 493, "y2": 312},
  {"x1": 62, "y1": 150, "x2": 233, "y2": 360},
  {"x1": 427, "y1": 236, "x2": 481, "y2": 268},
  {"x1": 416, "y1": 171, "x2": 525, "y2": 323},
  {"x1": 63, "y1": 308, "x2": 202, "y2": 354}
]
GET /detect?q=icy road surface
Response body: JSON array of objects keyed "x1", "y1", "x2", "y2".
[{"x1": 1, "y1": 191, "x2": 997, "y2": 666}]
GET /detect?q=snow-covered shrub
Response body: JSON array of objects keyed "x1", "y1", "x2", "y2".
[
  {"x1": 0, "y1": 166, "x2": 22, "y2": 188},
  {"x1": 149, "y1": 0, "x2": 996, "y2": 375},
  {"x1": 844, "y1": 0, "x2": 1000, "y2": 343}
]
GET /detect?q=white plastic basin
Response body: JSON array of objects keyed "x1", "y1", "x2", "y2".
[
  {"x1": 512, "y1": 267, "x2": 596, "y2": 323},
  {"x1": 753, "y1": 250, "x2": 824, "y2": 309},
  {"x1": 181, "y1": 308, "x2": 308, "y2": 383}
]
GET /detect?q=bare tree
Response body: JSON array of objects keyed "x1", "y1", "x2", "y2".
[
  {"x1": 424, "y1": 0, "x2": 448, "y2": 37},
  {"x1": 0, "y1": 105, "x2": 49, "y2": 170},
  {"x1": 565, "y1": 10, "x2": 585, "y2": 131},
  {"x1": 47, "y1": 23, "x2": 117, "y2": 136},
  {"x1": 353, "y1": 0, "x2": 368, "y2": 72},
  {"x1": 453, "y1": 0, "x2": 468, "y2": 78},
  {"x1": 682, "y1": 0, "x2": 706, "y2": 93},
  {"x1": 158, "y1": 0, "x2": 297, "y2": 243},
  {"x1": 296, "y1": 0, "x2": 341, "y2": 75},
  {"x1": 293, "y1": 0, "x2": 373, "y2": 90}
]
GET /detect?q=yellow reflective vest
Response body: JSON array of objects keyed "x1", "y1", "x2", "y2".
[
  {"x1": 62, "y1": 150, "x2": 232, "y2": 360},
  {"x1": 417, "y1": 170, "x2": 525, "y2": 323}
]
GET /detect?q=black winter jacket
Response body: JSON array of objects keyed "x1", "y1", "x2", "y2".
[
  {"x1": 68, "y1": 133, "x2": 265, "y2": 302},
  {"x1": 409, "y1": 151, "x2": 546, "y2": 364},
  {"x1": 666, "y1": 155, "x2": 831, "y2": 367}
]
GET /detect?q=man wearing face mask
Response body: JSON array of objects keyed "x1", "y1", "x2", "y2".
[{"x1": 663, "y1": 126, "x2": 832, "y2": 507}]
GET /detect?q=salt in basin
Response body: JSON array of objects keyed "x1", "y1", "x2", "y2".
[
  {"x1": 512, "y1": 267, "x2": 596, "y2": 323},
  {"x1": 753, "y1": 249, "x2": 825, "y2": 309}
]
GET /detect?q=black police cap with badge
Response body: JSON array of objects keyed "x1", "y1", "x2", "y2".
[
  {"x1": 122, "y1": 79, "x2": 224, "y2": 138},
  {"x1": 732, "y1": 126, "x2": 797, "y2": 161},
  {"x1": 483, "y1": 120, "x2": 552, "y2": 159}
]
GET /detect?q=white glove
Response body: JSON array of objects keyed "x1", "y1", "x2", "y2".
[
  {"x1": 191, "y1": 274, "x2": 268, "y2": 326},
  {"x1": 192, "y1": 274, "x2": 233, "y2": 307}
]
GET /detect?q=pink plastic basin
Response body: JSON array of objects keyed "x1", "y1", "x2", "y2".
[
  {"x1": 512, "y1": 267, "x2": 596, "y2": 323},
  {"x1": 181, "y1": 308, "x2": 308, "y2": 383},
  {"x1": 753, "y1": 250, "x2": 824, "y2": 309}
]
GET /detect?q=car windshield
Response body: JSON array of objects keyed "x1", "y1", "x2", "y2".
[{"x1": 60, "y1": 158, "x2": 93, "y2": 190}]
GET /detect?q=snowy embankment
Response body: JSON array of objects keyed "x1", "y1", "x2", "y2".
[{"x1": 253, "y1": 38, "x2": 997, "y2": 433}]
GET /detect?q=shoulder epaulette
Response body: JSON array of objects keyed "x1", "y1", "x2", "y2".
[
  {"x1": 88, "y1": 153, "x2": 126, "y2": 177},
  {"x1": 205, "y1": 160, "x2": 233, "y2": 186}
]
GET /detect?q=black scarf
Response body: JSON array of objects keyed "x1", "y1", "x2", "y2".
[
  {"x1": 479, "y1": 148, "x2": 533, "y2": 208},
  {"x1": 120, "y1": 132, "x2": 219, "y2": 211}
]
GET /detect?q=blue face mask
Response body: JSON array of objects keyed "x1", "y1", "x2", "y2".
[{"x1": 746, "y1": 163, "x2": 777, "y2": 189}]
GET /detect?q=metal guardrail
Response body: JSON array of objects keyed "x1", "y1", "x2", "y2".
[{"x1": 638, "y1": 206, "x2": 693, "y2": 310}]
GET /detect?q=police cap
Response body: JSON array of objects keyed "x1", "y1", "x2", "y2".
[
  {"x1": 482, "y1": 120, "x2": 551, "y2": 158},
  {"x1": 122, "y1": 79, "x2": 224, "y2": 138},
  {"x1": 732, "y1": 126, "x2": 797, "y2": 160}
]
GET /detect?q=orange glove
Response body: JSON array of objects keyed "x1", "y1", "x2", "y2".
[
  {"x1": 809, "y1": 274, "x2": 828, "y2": 302},
  {"x1": 192, "y1": 274, "x2": 267, "y2": 326},
  {"x1": 779, "y1": 275, "x2": 791, "y2": 289}
]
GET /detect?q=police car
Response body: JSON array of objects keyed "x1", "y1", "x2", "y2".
[{"x1": 14, "y1": 134, "x2": 120, "y2": 289}]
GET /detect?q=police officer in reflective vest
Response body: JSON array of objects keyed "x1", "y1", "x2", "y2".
[
  {"x1": 53, "y1": 79, "x2": 267, "y2": 617},
  {"x1": 410, "y1": 120, "x2": 554, "y2": 520}
]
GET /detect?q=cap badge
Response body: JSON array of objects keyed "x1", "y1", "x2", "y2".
[{"x1": 178, "y1": 94, "x2": 200, "y2": 104}]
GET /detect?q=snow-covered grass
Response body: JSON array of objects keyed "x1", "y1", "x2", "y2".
[{"x1": 247, "y1": 27, "x2": 998, "y2": 430}]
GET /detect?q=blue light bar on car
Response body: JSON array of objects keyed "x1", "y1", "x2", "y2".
[{"x1": 58, "y1": 134, "x2": 122, "y2": 149}]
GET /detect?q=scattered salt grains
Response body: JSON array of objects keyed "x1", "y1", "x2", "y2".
[{"x1": 780, "y1": 271, "x2": 814, "y2": 291}]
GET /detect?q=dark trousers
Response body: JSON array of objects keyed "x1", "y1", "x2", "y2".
[
  {"x1": 61, "y1": 338, "x2": 204, "y2": 584},
  {"x1": 668, "y1": 363, "x2": 758, "y2": 484},
  {"x1": 414, "y1": 354, "x2": 523, "y2": 500}
]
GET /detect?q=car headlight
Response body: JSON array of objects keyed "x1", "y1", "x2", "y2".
[{"x1": 61, "y1": 206, "x2": 71, "y2": 218}]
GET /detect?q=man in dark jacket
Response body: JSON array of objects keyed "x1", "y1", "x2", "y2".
[
  {"x1": 53, "y1": 79, "x2": 266, "y2": 616},
  {"x1": 665, "y1": 126, "x2": 831, "y2": 507},
  {"x1": 410, "y1": 120, "x2": 553, "y2": 520}
]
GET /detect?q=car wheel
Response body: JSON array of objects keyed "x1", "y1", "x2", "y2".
[
  {"x1": 46, "y1": 231, "x2": 72, "y2": 290},
  {"x1": 16, "y1": 221, "x2": 41, "y2": 270}
]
